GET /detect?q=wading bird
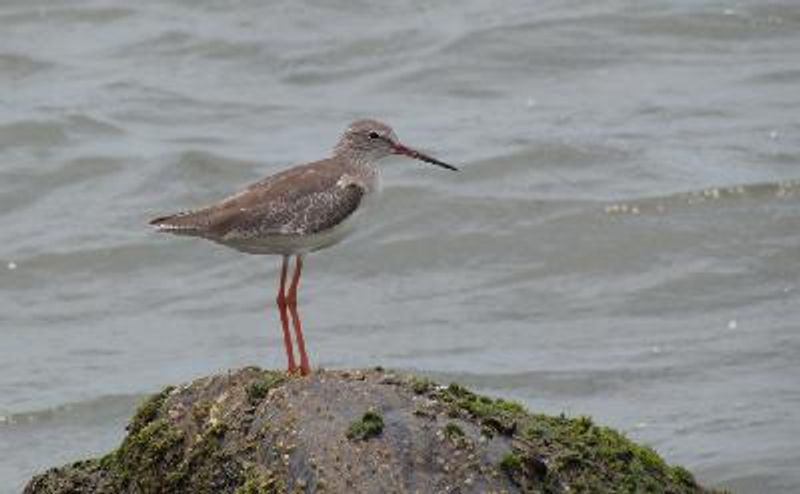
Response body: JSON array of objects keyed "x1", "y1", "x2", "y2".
[{"x1": 150, "y1": 119, "x2": 457, "y2": 375}]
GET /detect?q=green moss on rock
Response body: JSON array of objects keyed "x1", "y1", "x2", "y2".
[
  {"x1": 346, "y1": 410, "x2": 384, "y2": 441},
  {"x1": 233, "y1": 469, "x2": 284, "y2": 494},
  {"x1": 409, "y1": 375, "x2": 435, "y2": 394},
  {"x1": 245, "y1": 372, "x2": 285, "y2": 403},
  {"x1": 512, "y1": 413, "x2": 706, "y2": 492},
  {"x1": 127, "y1": 386, "x2": 174, "y2": 435},
  {"x1": 111, "y1": 418, "x2": 185, "y2": 491},
  {"x1": 25, "y1": 367, "x2": 723, "y2": 494},
  {"x1": 499, "y1": 451, "x2": 523, "y2": 473},
  {"x1": 439, "y1": 383, "x2": 524, "y2": 435},
  {"x1": 444, "y1": 422, "x2": 465, "y2": 440}
]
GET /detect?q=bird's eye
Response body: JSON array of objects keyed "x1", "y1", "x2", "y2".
[{"x1": 368, "y1": 131, "x2": 381, "y2": 140}]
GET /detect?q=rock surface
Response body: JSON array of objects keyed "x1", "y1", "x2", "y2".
[{"x1": 25, "y1": 367, "x2": 724, "y2": 493}]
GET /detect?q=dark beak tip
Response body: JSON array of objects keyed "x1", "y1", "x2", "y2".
[
  {"x1": 434, "y1": 160, "x2": 459, "y2": 172},
  {"x1": 392, "y1": 142, "x2": 458, "y2": 172}
]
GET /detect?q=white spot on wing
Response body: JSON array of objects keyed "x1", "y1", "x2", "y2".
[{"x1": 336, "y1": 174, "x2": 361, "y2": 189}]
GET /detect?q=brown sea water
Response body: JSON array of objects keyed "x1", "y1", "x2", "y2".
[{"x1": 2, "y1": 1, "x2": 799, "y2": 491}]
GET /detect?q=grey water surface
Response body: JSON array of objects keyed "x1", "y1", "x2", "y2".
[{"x1": 2, "y1": 1, "x2": 800, "y2": 492}]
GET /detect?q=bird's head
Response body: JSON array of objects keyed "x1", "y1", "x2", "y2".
[{"x1": 334, "y1": 119, "x2": 458, "y2": 171}]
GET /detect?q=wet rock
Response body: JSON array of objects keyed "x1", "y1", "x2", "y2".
[{"x1": 24, "y1": 367, "x2": 725, "y2": 493}]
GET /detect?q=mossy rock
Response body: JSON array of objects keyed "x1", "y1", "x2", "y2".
[{"x1": 24, "y1": 367, "x2": 725, "y2": 494}]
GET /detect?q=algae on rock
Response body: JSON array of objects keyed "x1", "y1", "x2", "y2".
[
  {"x1": 25, "y1": 367, "x2": 724, "y2": 494},
  {"x1": 346, "y1": 410, "x2": 384, "y2": 441}
]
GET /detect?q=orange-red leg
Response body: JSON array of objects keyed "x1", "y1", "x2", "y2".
[
  {"x1": 276, "y1": 256, "x2": 297, "y2": 373},
  {"x1": 287, "y1": 255, "x2": 310, "y2": 375}
]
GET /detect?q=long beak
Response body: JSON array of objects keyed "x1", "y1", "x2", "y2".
[{"x1": 392, "y1": 143, "x2": 459, "y2": 171}]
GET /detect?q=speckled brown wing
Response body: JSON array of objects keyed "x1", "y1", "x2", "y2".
[
  {"x1": 150, "y1": 158, "x2": 363, "y2": 238},
  {"x1": 210, "y1": 182, "x2": 365, "y2": 239}
]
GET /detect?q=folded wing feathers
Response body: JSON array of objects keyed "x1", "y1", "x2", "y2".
[{"x1": 148, "y1": 160, "x2": 364, "y2": 239}]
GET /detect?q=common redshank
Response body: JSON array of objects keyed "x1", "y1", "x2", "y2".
[{"x1": 149, "y1": 119, "x2": 457, "y2": 375}]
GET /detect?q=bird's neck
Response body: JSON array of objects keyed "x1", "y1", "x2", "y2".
[
  {"x1": 331, "y1": 152, "x2": 381, "y2": 193},
  {"x1": 331, "y1": 146, "x2": 376, "y2": 167}
]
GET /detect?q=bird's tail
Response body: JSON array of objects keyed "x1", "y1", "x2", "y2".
[{"x1": 148, "y1": 210, "x2": 208, "y2": 235}]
